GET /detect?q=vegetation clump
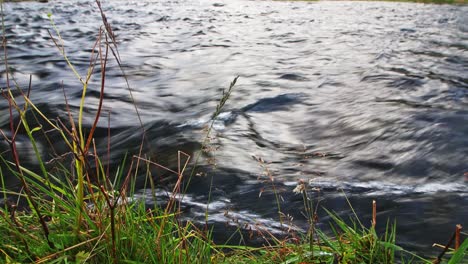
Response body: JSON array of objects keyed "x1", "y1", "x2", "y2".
[{"x1": 0, "y1": 0, "x2": 466, "y2": 263}]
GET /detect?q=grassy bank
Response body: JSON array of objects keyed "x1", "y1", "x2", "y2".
[{"x1": 1, "y1": 1, "x2": 467, "y2": 263}]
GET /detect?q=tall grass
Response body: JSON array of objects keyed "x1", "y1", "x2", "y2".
[
  {"x1": 0, "y1": 0, "x2": 466, "y2": 263},
  {"x1": 0, "y1": 1, "x2": 218, "y2": 262}
]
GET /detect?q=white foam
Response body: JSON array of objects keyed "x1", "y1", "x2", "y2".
[
  {"x1": 207, "y1": 210, "x2": 303, "y2": 234},
  {"x1": 413, "y1": 182, "x2": 467, "y2": 193},
  {"x1": 304, "y1": 178, "x2": 467, "y2": 196},
  {"x1": 178, "y1": 111, "x2": 237, "y2": 131}
]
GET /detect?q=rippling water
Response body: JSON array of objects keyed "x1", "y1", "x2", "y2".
[{"x1": 1, "y1": 0, "x2": 467, "y2": 254}]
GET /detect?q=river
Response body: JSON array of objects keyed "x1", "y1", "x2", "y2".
[{"x1": 1, "y1": 0, "x2": 467, "y2": 255}]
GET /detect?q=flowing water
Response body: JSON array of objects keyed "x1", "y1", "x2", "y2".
[{"x1": 1, "y1": 0, "x2": 467, "y2": 255}]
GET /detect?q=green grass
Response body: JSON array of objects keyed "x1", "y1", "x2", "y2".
[{"x1": 1, "y1": 0, "x2": 467, "y2": 263}]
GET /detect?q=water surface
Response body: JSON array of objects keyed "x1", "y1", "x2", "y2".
[{"x1": 1, "y1": 0, "x2": 467, "y2": 255}]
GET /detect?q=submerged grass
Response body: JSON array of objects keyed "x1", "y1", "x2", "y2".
[{"x1": 0, "y1": 0, "x2": 467, "y2": 263}]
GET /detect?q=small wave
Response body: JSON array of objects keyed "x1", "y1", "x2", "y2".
[
  {"x1": 375, "y1": 98, "x2": 434, "y2": 109},
  {"x1": 0, "y1": 131, "x2": 44, "y2": 165},
  {"x1": 457, "y1": 15, "x2": 468, "y2": 33},
  {"x1": 400, "y1": 28, "x2": 416, "y2": 34},
  {"x1": 207, "y1": 210, "x2": 301, "y2": 234},
  {"x1": 177, "y1": 111, "x2": 237, "y2": 131},
  {"x1": 156, "y1": 16, "x2": 170, "y2": 22},
  {"x1": 242, "y1": 93, "x2": 306, "y2": 113},
  {"x1": 279, "y1": 73, "x2": 310, "y2": 82},
  {"x1": 413, "y1": 182, "x2": 467, "y2": 193},
  {"x1": 178, "y1": 93, "x2": 306, "y2": 129},
  {"x1": 132, "y1": 189, "x2": 300, "y2": 234},
  {"x1": 299, "y1": 178, "x2": 467, "y2": 196}
]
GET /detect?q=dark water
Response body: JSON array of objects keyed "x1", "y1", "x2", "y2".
[{"x1": 1, "y1": 0, "x2": 467, "y2": 256}]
